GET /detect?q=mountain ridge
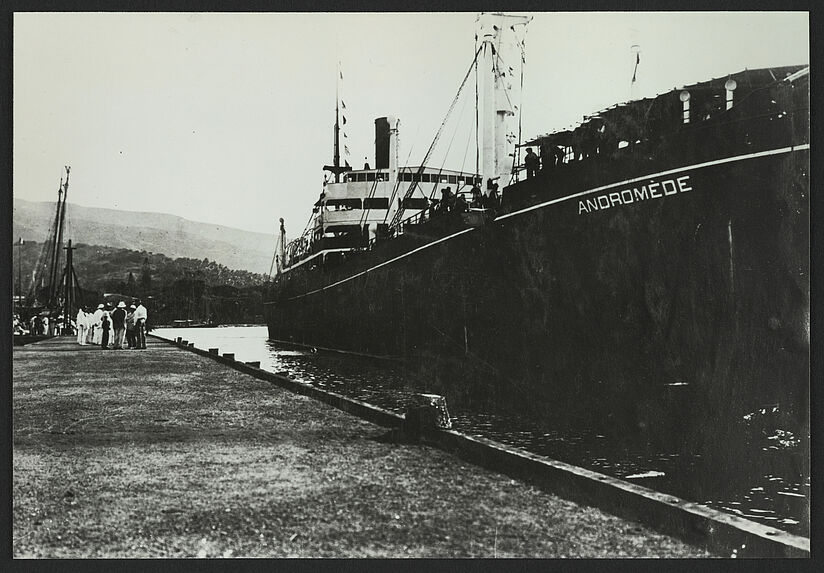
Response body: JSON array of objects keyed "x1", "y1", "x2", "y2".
[{"x1": 13, "y1": 198, "x2": 277, "y2": 275}]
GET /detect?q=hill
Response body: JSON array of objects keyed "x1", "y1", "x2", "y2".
[
  {"x1": 12, "y1": 241, "x2": 269, "y2": 325},
  {"x1": 12, "y1": 198, "x2": 277, "y2": 275}
]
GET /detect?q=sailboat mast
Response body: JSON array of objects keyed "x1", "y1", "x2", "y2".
[
  {"x1": 46, "y1": 175, "x2": 64, "y2": 304},
  {"x1": 53, "y1": 166, "x2": 70, "y2": 305},
  {"x1": 63, "y1": 239, "x2": 76, "y2": 331}
]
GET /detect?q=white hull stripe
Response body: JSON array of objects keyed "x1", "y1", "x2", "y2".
[
  {"x1": 283, "y1": 247, "x2": 353, "y2": 273},
  {"x1": 279, "y1": 144, "x2": 809, "y2": 302},
  {"x1": 497, "y1": 143, "x2": 810, "y2": 222}
]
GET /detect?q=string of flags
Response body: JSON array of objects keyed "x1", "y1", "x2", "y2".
[{"x1": 339, "y1": 62, "x2": 350, "y2": 159}]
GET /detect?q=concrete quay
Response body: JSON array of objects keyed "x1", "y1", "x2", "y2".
[
  {"x1": 13, "y1": 335, "x2": 716, "y2": 558},
  {"x1": 163, "y1": 334, "x2": 810, "y2": 559}
]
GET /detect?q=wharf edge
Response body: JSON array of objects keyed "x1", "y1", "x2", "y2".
[{"x1": 150, "y1": 332, "x2": 810, "y2": 558}]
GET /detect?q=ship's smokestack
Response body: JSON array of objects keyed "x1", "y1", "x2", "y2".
[{"x1": 374, "y1": 117, "x2": 391, "y2": 170}]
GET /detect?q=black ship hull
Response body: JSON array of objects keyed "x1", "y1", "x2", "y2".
[{"x1": 265, "y1": 73, "x2": 809, "y2": 437}]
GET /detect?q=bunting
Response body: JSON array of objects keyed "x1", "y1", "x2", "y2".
[{"x1": 338, "y1": 62, "x2": 350, "y2": 159}]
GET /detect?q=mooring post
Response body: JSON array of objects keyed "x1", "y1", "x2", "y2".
[{"x1": 402, "y1": 393, "x2": 453, "y2": 441}]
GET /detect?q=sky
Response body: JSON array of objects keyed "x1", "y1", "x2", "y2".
[{"x1": 14, "y1": 12, "x2": 809, "y2": 237}]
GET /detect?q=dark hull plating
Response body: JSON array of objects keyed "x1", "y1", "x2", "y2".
[{"x1": 265, "y1": 81, "x2": 809, "y2": 436}]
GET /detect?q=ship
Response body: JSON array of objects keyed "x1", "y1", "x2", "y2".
[{"x1": 264, "y1": 14, "x2": 809, "y2": 436}]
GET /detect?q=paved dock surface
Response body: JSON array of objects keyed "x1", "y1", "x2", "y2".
[{"x1": 13, "y1": 336, "x2": 713, "y2": 558}]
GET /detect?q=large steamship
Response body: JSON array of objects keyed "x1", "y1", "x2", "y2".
[{"x1": 264, "y1": 14, "x2": 809, "y2": 430}]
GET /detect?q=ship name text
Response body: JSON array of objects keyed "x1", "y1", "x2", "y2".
[{"x1": 578, "y1": 175, "x2": 693, "y2": 215}]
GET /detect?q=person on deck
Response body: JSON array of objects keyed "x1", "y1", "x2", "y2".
[
  {"x1": 454, "y1": 192, "x2": 468, "y2": 213},
  {"x1": 470, "y1": 184, "x2": 483, "y2": 208},
  {"x1": 524, "y1": 147, "x2": 540, "y2": 178},
  {"x1": 485, "y1": 178, "x2": 500, "y2": 208},
  {"x1": 133, "y1": 299, "x2": 148, "y2": 349},
  {"x1": 552, "y1": 145, "x2": 565, "y2": 167},
  {"x1": 111, "y1": 302, "x2": 127, "y2": 349},
  {"x1": 438, "y1": 187, "x2": 455, "y2": 214}
]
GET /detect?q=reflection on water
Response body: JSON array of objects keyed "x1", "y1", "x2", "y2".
[{"x1": 155, "y1": 326, "x2": 809, "y2": 537}]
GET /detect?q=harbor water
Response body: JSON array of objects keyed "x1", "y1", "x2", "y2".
[{"x1": 154, "y1": 325, "x2": 809, "y2": 537}]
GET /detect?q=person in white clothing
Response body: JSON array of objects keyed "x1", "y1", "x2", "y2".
[
  {"x1": 90, "y1": 304, "x2": 104, "y2": 345},
  {"x1": 133, "y1": 300, "x2": 148, "y2": 349},
  {"x1": 76, "y1": 308, "x2": 88, "y2": 345}
]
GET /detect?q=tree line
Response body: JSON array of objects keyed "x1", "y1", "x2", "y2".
[{"x1": 13, "y1": 241, "x2": 271, "y2": 325}]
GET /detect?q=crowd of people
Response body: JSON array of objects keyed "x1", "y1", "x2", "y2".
[
  {"x1": 75, "y1": 300, "x2": 148, "y2": 349},
  {"x1": 427, "y1": 178, "x2": 502, "y2": 219},
  {"x1": 12, "y1": 299, "x2": 148, "y2": 349},
  {"x1": 13, "y1": 313, "x2": 64, "y2": 336}
]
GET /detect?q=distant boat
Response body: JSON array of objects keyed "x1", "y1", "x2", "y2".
[{"x1": 171, "y1": 319, "x2": 219, "y2": 328}]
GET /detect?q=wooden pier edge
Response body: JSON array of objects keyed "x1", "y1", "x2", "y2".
[{"x1": 149, "y1": 333, "x2": 810, "y2": 558}]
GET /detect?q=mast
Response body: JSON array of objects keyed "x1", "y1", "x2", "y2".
[
  {"x1": 63, "y1": 239, "x2": 76, "y2": 332},
  {"x1": 277, "y1": 218, "x2": 286, "y2": 273},
  {"x1": 334, "y1": 62, "x2": 341, "y2": 181},
  {"x1": 477, "y1": 13, "x2": 531, "y2": 190},
  {"x1": 630, "y1": 44, "x2": 641, "y2": 101},
  {"x1": 52, "y1": 166, "x2": 70, "y2": 306},
  {"x1": 45, "y1": 176, "x2": 63, "y2": 302},
  {"x1": 480, "y1": 20, "x2": 496, "y2": 189},
  {"x1": 324, "y1": 62, "x2": 350, "y2": 182}
]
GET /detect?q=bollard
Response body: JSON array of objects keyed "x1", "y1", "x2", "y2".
[
  {"x1": 396, "y1": 394, "x2": 452, "y2": 442},
  {"x1": 176, "y1": 337, "x2": 182, "y2": 344},
  {"x1": 245, "y1": 361, "x2": 261, "y2": 368},
  {"x1": 223, "y1": 353, "x2": 235, "y2": 361},
  {"x1": 209, "y1": 348, "x2": 219, "y2": 354},
  {"x1": 188, "y1": 342, "x2": 195, "y2": 348},
  {"x1": 411, "y1": 393, "x2": 452, "y2": 430}
]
